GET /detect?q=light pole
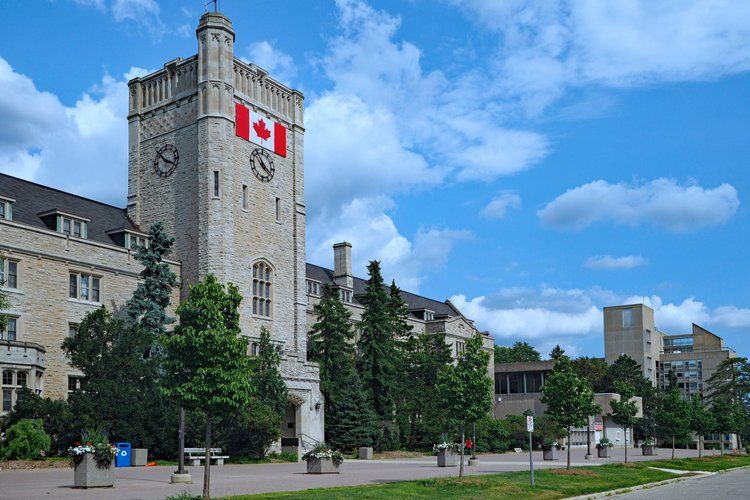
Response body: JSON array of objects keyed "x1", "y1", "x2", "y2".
[
  {"x1": 585, "y1": 415, "x2": 593, "y2": 459},
  {"x1": 171, "y1": 406, "x2": 192, "y2": 483}
]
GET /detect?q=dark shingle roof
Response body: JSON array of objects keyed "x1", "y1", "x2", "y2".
[
  {"x1": 306, "y1": 262, "x2": 459, "y2": 318},
  {"x1": 0, "y1": 173, "x2": 137, "y2": 245}
]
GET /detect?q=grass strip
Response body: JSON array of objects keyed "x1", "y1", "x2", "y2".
[{"x1": 224, "y1": 455, "x2": 750, "y2": 500}]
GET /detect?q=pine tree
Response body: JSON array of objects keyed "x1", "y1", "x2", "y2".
[
  {"x1": 357, "y1": 261, "x2": 398, "y2": 424},
  {"x1": 387, "y1": 280, "x2": 412, "y2": 340},
  {"x1": 549, "y1": 345, "x2": 567, "y2": 361},
  {"x1": 327, "y1": 372, "x2": 377, "y2": 451},
  {"x1": 253, "y1": 326, "x2": 287, "y2": 418},
  {"x1": 308, "y1": 283, "x2": 355, "y2": 429}
]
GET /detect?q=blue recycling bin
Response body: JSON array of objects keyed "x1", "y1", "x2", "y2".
[{"x1": 115, "y1": 442, "x2": 131, "y2": 467}]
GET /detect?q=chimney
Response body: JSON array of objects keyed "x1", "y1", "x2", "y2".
[{"x1": 333, "y1": 242, "x2": 353, "y2": 288}]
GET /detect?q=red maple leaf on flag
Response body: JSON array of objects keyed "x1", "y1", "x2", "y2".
[{"x1": 253, "y1": 119, "x2": 272, "y2": 141}]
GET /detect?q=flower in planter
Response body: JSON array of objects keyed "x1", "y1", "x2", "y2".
[
  {"x1": 432, "y1": 442, "x2": 462, "y2": 455},
  {"x1": 301, "y1": 443, "x2": 345, "y2": 466},
  {"x1": 67, "y1": 429, "x2": 118, "y2": 469},
  {"x1": 596, "y1": 438, "x2": 613, "y2": 449}
]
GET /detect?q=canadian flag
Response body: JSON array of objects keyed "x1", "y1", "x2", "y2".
[{"x1": 235, "y1": 103, "x2": 287, "y2": 157}]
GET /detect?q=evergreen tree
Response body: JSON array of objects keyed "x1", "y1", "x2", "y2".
[
  {"x1": 253, "y1": 326, "x2": 287, "y2": 417},
  {"x1": 705, "y1": 357, "x2": 750, "y2": 407},
  {"x1": 387, "y1": 280, "x2": 413, "y2": 340},
  {"x1": 327, "y1": 372, "x2": 378, "y2": 451},
  {"x1": 657, "y1": 386, "x2": 690, "y2": 459},
  {"x1": 494, "y1": 342, "x2": 541, "y2": 363},
  {"x1": 541, "y1": 355, "x2": 601, "y2": 469},
  {"x1": 439, "y1": 333, "x2": 493, "y2": 478},
  {"x1": 549, "y1": 345, "x2": 567, "y2": 361},
  {"x1": 688, "y1": 395, "x2": 716, "y2": 458},
  {"x1": 610, "y1": 381, "x2": 640, "y2": 463},
  {"x1": 162, "y1": 275, "x2": 254, "y2": 500},
  {"x1": 357, "y1": 261, "x2": 398, "y2": 425},
  {"x1": 571, "y1": 357, "x2": 608, "y2": 392},
  {"x1": 308, "y1": 283, "x2": 355, "y2": 431},
  {"x1": 605, "y1": 354, "x2": 657, "y2": 441}
]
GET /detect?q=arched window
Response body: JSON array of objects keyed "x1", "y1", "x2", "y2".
[{"x1": 252, "y1": 261, "x2": 273, "y2": 318}]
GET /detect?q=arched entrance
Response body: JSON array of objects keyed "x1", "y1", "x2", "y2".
[{"x1": 280, "y1": 394, "x2": 305, "y2": 460}]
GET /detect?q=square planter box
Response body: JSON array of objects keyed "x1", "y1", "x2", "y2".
[
  {"x1": 359, "y1": 447, "x2": 373, "y2": 460},
  {"x1": 543, "y1": 448, "x2": 559, "y2": 461},
  {"x1": 597, "y1": 447, "x2": 611, "y2": 458},
  {"x1": 437, "y1": 449, "x2": 458, "y2": 467},
  {"x1": 306, "y1": 458, "x2": 340, "y2": 474},
  {"x1": 641, "y1": 445, "x2": 656, "y2": 456},
  {"x1": 74, "y1": 453, "x2": 115, "y2": 488},
  {"x1": 131, "y1": 448, "x2": 148, "y2": 466}
]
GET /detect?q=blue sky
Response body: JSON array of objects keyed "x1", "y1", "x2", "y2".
[{"x1": 1, "y1": 0, "x2": 749, "y2": 358}]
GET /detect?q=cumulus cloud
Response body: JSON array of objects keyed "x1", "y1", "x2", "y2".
[
  {"x1": 0, "y1": 56, "x2": 146, "y2": 205},
  {"x1": 307, "y1": 196, "x2": 471, "y2": 291},
  {"x1": 451, "y1": 0, "x2": 750, "y2": 115},
  {"x1": 482, "y1": 191, "x2": 522, "y2": 219},
  {"x1": 450, "y1": 286, "x2": 750, "y2": 345},
  {"x1": 243, "y1": 41, "x2": 297, "y2": 86},
  {"x1": 538, "y1": 179, "x2": 739, "y2": 231},
  {"x1": 584, "y1": 255, "x2": 647, "y2": 270}
]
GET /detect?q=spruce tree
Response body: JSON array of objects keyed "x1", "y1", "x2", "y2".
[
  {"x1": 327, "y1": 372, "x2": 377, "y2": 451},
  {"x1": 357, "y1": 261, "x2": 398, "y2": 423},
  {"x1": 308, "y1": 283, "x2": 355, "y2": 426},
  {"x1": 253, "y1": 326, "x2": 287, "y2": 418},
  {"x1": 387, "y1": 280, "x2": 412, "y2": 340}
]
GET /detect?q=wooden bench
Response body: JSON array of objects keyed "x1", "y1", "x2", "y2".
[{"x1": 184, "y1": 448, "x2": 229, "y2": 466}]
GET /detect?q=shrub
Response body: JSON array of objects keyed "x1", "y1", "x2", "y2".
[
  {"x1": 217, "y1": 399, "x2": 281, "y2": 458},
  {"x1": 0, "y1": 419, "x2": 51, "y2": 460},
  {"x1": 0, "y1": 388, "x2": 75, "y2": 455},
  {"x1": 474, "y1": 417, "x2": 510, "y2": 453}
]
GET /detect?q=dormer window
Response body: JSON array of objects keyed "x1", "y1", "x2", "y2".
[
  {"x1": 106, "y1": 229, "x2": 149, "y2": 250},
  {"x1": 38, "y1": 210, "x2": 89, "y2": 238},
  {"x1": 424, "y1": 310, "x2": 434, "y2": 321},
  {"x1": 0, "y1": 196, "x2": 14, "y2": 220},
  {"x1": 338, "y1": 288, "x2": 353, "y2": 303},
  {"x1": 306, "y1": 279, "x2": 321, "y2": 296}
]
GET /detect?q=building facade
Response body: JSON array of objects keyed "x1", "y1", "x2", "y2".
[
  {"x1": 0, "y1": 11, "x2": 493, "y2": 454},
  {"x1": 604, "y1": 304, "x2": 735, "y2": 398}
]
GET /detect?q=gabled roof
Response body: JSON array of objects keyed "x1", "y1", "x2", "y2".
[
  {"x1": 305, "y1": 262, "x2": 460, "y2": 318},
  {"x1": 0, "y1": 173, "x2": 137, "y2": 245}
]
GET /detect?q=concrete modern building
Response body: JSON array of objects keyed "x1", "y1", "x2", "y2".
[
  {"x1": 604, "y1": 304, "x2": 736, "y2": 398},
  {"x1": 0, "y1": 11, "x2": 492, "y2": 455},
  {"x1": 493, "y1": 360, "x2": 643, "y2": 448}
]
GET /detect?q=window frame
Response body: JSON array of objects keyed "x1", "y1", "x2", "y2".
[
  {"x1": 0, "y1": 258, "x2": 19, "y2": 289},
  {"x1": 69, "y1": 271, "x2": 102, "y2": 303},
  {"x1": 0, "y1": 197, "x2": 12, "y2": 221},
  {"x1": 252, "y1": 261, "x2": 273, "y2": 319}
]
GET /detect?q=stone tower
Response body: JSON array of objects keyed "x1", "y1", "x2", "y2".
[{"x1": 126, "y1": 12, "x2": 322, "y2": 448}]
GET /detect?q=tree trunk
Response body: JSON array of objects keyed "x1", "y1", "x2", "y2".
[
  {"x1": 624, "y1": 427, "x2": 628, "y2": 463},
  {"x1": 203, "y1": 413, "x2": 212, "y2": 500},
  {"x1": 567, "y1": 426, "x2": 571, "y2": 470},
  {"x1": 671, "y1": 434, "x2": 675, "y2": 460},
  {"x1": 459, "y1": 426, "x2": 465, "y2": 478},
  {"x1": 720, "y1": 434, "x2": 724, "y2": 456},
  {"x1": 698, "y1": 435, "x2": 702, "y2": 458}
]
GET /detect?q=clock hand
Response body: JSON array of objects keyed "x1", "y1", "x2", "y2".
[{"x1": 158, "y1": 152, "x2": 174, "y2": 165}]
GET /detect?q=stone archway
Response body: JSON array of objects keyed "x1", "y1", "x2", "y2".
[{"x1": 281, "y1": 394, "x2": 306, "y2": 460}]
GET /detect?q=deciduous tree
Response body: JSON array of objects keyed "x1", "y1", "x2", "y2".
[
  {"x1": 610, "y1": 381, "x2": 639, "y2": 463},
  {"x1": 494, "y1": 342, "x2": 541, "y2": 364},
  {"x1": 657, "y1": 386, "x2": 690, "y2": 459},
  {"x1": 688, "y1": 395, "x2": 716, "y2": 458},
  {"x1": 162, "y1": 275, "x2": 253, "y2": 500}
]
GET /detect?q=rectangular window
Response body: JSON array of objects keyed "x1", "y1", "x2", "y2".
[
  {"x1": 0, "y1": 201, "x2": 5, "y2": 219},
  {"x1": 69, "y1": 273, "x2": 101, "y2": 302},
  {"x1": 68, "y1": 324, "x2": 78, "y2": 338},
  {"x1": 6, "y1": 318, "x2": 16, "y2": 341},
  {"x1": 91, "y1": 277, "x2": 100, "y2": 303},
  {"x1": 73, "y1": 220, "x2": 82, "y2": 238},
  {"x1": 62, "y1": 218, "x2": 71, "y2": 235},
  {"x1": 251, "y1": 342, "x2": 259, "y2": 356},
  {"x1": 80, "y1": 274, "x2": 89, "y2": 301},
  {"x1": 275, "y1": 197, "x2": 281, "y2": 222},
  {"x1": 500, "y1": 374, "x2": 508, "y2": 394},
  {"x1": 1, "y1": 258, "x2": 18, "y2": 289},
  {"x1": 526, "y1": 372, "x2": 543, "y2": 393},
  {"x1": 242, "y1": 185, "x2": 248, "y2": 210},
  {"x1": 508, "y1": 373, "x2": 524, "y2": 394},
  {"x1": 213, "y1": 171, "x2": 220, "y2": 197},
  {"x1": 2, "y1": 388, "x2": 11, "y2": 412},
  {"x1": 16, "y1": 371, "x2": 27, "y2": 387},
  {"x1": 622, "y1": 308, "x2": 634, "y2": 327},
  {"x1": 69, "y1": 274, "x2": 78, "y2": 298},
  {"x1": 67, "y1": 376, "x2": 85, "y2": 394}
]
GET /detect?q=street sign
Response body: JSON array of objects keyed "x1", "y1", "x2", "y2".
[{"x1": 526, "y1": 415, "x2": 534, "y2": 433}]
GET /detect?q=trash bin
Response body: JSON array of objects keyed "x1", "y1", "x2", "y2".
[{"x1": 115, "y1": 442, "x2": 131, "y2": 467}]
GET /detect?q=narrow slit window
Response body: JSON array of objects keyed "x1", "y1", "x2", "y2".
[
  {"x1": 213, "y1": 171, "x2": 220, "y2": 197},
  {"x1": 275, "y1": 197, "x2": 281, "y2": 222},
  {"x1": 242, "y1": 185, "x2": 248, "y2": 210}
]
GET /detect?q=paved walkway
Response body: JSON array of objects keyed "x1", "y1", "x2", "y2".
[
  {"x1": 0, "y1": 447, "x2": 713, "y2": 499},
  {"x1": 614, "y1": 465, "x2": 750, "y2": 499}
]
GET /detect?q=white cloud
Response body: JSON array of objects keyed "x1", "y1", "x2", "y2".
[
  {"x1": 243, "y1": 41, "x2": 297, "y2": 86},
  {"x1": 482, "y1": 191, "x2": 522, "y2": 219},
  {"x1": 307, "y1": 196, "x2": 471, "y2": 291},
  {"x1": 0, "y1": 56, "x2": 146, "y2": 205},
  {"x1": 538, "y1": 178, "x2": 739, "y2": 231},
  {"x1": 450, "y1": 286, "x2": 750, "y2": 344},
  {"x1": 76, "y1": 0, "x2": 165, "y2": 37},
  {"x1": 585, "y1": 255, "x2": 647, "y2": 270},
  {"x1": 452, "y1": 0, "x2": 750, "y2": 115}
]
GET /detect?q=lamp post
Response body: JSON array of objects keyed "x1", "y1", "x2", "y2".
[
  {"x1": 585, "y1": 415, "x2": 593, "y2": 459},
  {"x1": 171, "y1": 406, "x2": 191, "y2": 483}
]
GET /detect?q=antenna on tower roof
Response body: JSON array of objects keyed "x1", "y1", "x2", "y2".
[{"x1": 204, "y1": 0, "x2": 218, "y2": 12}]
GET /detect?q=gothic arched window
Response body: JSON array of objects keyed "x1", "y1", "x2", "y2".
[{"x1": 252, "y1": 261, "x2": 273, "y2": 318}]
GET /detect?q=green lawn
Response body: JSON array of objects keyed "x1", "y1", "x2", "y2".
[{"x1": 225, "y1": 455, "x2": 750, "y2": 500}]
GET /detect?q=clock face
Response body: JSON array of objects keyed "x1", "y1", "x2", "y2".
[
  {"x1": 154, "y1": 144, "x2": 179, "y2": 177},
  {"x1": 251, "y1": 148, "x2": 275, "y2": 182}
]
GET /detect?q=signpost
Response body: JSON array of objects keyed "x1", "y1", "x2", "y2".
[{"x1": 527, "y1": 415, "x2": 535, "y2": 487}]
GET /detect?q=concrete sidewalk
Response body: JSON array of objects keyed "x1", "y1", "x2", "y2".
[{"x1": 0, "y1": 447, "x2": 715, "y2": 499}]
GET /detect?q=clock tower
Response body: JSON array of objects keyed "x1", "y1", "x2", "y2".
[{"x1": 125, "y1": 11, "x2": 322, "y2": 449}]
